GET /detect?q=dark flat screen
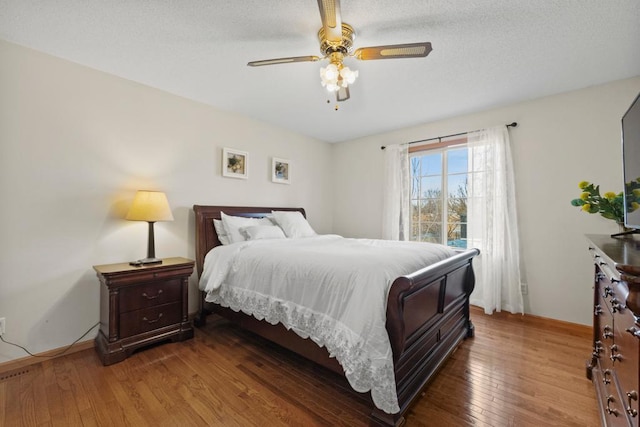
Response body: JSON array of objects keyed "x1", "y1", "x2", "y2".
[{"x1": 623, "y1": 92, "x2": 640, "y2": 228}]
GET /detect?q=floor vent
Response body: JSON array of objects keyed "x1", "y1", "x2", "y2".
[{"x1": 0, "y1": 368, "x2": 30, "y2": 382}]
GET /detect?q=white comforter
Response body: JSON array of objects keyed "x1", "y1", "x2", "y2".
[{"x1": 199, "y1": 235, "x2": 455, "y2": 414}]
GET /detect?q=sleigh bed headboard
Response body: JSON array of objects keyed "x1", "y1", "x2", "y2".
[{"x1": 192, "y1": 205, "x2": 306, "y2": 276}]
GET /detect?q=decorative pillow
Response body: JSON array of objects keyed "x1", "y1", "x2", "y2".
[
  {"x1": 213, "y1": 219, "x2": 231, "y2": 245},
  {"x1": 240, "y1": 225, "x2": 286, "y2": 241},
  {"x1": 271, "y1": 210, "x2": 316, "y2": 238},
  {"x1": 221, "y1": 212, "x2": 274, "y2": 244}
]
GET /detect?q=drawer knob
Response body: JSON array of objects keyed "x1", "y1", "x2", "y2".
[
  {"x1": 593, "y1": 340, "x2": 604, "y2": 358},
  {"x1": 610, "y1": 298, "x2": 624, "y2": 313},
  {"x1": 142, "y1": 313, "x2": 164, "y2": 324},
  {"x1": 594, "y1": 304, "x2": 603, "y2": 316},
  {"x1": 607, "y1": 395, "x2": 620, "y2": 417},
  {"x1": 610, "y1": 350, "x2": 622, "y2": 363},
  {"x1": 603, "y1": 369, "x2": 612, "y2": 385},
  {"x1": 603, "y1": 325, "x2": 614, "y2": 339},
  {"x1": 142, "y1": 289, "x2": 163, "y2": 300},
  {"x1": 626, "y1": 326, "x2": 640, "y2": 339},
  {"x1": 627, "y1": 391, "x2": 638, "y2": 418}
]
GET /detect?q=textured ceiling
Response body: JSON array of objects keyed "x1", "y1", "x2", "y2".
[{"x1": 1, "y1": 0, "x2": 639, "y2": 143}]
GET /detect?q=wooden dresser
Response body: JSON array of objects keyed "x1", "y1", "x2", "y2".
[
  {"x1": 93, "y1": 257, "x2": 195, "y2": 365},
  {"x1": 587, "y1": 234, "x2": 640, "y2": 426}
]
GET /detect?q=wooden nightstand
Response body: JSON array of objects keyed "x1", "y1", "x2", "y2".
[{"x1": 93, "y1": 257, "x2": 195, "y2": 365}]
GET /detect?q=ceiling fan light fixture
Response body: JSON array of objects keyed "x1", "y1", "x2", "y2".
[
  {"x1": 322, "y1": 63, "x2": 339, "y2": 80},
  {"x1": 340, "y1": 66, "x2": 358, "y2": 85},
  {"x1": 320, "y1": 60, "x2": 357, "y2": 92}
]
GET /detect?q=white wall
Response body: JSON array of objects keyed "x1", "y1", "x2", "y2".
[
  {"x1": 332, "y1": 76, "x2": 640, "y2": 326},
  {"x1": 0, "y1": 40, "x2": 333, "y2": 363}
]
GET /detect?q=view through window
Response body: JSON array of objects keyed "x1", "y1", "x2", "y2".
[{"x1": 410, "y1": 143, "x2": 468, "y2": 248}]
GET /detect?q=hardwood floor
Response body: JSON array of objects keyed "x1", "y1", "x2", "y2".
[{"x1": 0, "y1": 306, "x2": 600, "y2": 426}]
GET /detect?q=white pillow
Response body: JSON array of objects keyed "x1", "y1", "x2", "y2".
[
  {"x1": 240, "y1": 225, "x2": 286, "y2": 241},
  {"x1": 221, "y1": 212, "x2": 274, "y2": 243},
  {"x1": 271, "y1": 210, "x2": 316, "y2": 238},
  {"x1": 213, "y1": 219, "x2": 231, "y2": 245}
]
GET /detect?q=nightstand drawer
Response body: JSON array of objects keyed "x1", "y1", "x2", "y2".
[
  {"x1": 115, "y1": 267, "x2": 192, "y2": 285},
  {"x1": 119, "y1": 302, "x2": 182, "y2": 338},
  {"x1": 119, "y1": 279, "x2": 181, "y2": 312}
]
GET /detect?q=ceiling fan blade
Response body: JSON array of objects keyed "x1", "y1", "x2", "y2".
[
  {"x1": 336, "y1": 86, "x2": 350, "y2": 102},
  {"x1": 317, "y1": 0, "x2": 343, "y2": 42},
  {"x1": 247, "y1": 56, "x2": 321, "y2": 67},
  {"x1": 353, "y1": 42, "x2": 433, "y2": 60}
]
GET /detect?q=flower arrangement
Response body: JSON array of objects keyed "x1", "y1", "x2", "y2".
[{"x1": 570, "y1": 181, "x2": 625, "y2": 223}]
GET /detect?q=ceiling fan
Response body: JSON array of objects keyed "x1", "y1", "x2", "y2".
[{"x1": 247, "y1": 0, "x2": 433, "y2": 103}]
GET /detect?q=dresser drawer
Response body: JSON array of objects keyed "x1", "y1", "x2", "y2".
[
  {"x1": 593, "y1": 362, "x2": 631, "y2": 427},
  {"x1": 615, "y1": 311, "x2": 640, "y2": 423},
  {"x1": 119, "y1": 302, "x2": 182, "y2": 338},
  {"x1": 596, "y1": 265, "x2": 627, "y2": 321},
  {"x1": 119, "y1": 279, "x2": 182, "y2": 312}
]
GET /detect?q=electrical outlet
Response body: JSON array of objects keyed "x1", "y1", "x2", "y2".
[{"x1": 0, "y1": 317, "x2": 5, "y2": 336}]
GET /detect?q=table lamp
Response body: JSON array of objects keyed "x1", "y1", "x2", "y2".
[{"x1": 126, "y1": 190, "x2": 174, "y2": 266}]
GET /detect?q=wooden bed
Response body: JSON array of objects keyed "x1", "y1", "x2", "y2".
[{"x1": 193, "y1": 205, "x2": 479, "y2": 426}]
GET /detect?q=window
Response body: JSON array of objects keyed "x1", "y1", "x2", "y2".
[
  {"x1": 410, "y1": 141, "x2": 469, "y2": 249},
  {"x1": 386, "y1": 125, "x2": 522, "y2": 314}
]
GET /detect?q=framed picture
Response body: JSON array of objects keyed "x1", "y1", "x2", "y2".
[
  {"x1": 272, "y1": 157, "x2": 290, "y2": 184},
  {"x1": 222, "y1": 148, "x2": 248, "y2": 179}
]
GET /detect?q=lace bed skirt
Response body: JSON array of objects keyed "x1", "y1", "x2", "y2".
[{"x1": 209, "y1": 285, "x2": 401, "y2": 414}]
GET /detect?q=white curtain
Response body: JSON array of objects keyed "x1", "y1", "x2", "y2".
[
  {"x1": 382, "y1": 144, "x2": 410, "y2": 241},
  {"x1": 467, "y1": 126, "x2": 524, "y2": 314}
]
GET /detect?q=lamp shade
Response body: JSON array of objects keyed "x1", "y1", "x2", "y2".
[{"x1": 126, "y1": 191, "x2": 174, "y2": 222}]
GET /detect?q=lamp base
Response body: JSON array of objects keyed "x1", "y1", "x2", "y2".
[{"x1": 129, "y1": 257, "x2": 163, "y2": 267}]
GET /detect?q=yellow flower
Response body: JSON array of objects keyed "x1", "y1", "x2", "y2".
[
  {"x1": 572, "y1": 181, "x2": 625, "y2": 222},
  {"x1": 632, "y1": 202, "x2": 640, "y2": 212},
  {"x1": 633, "y1": 189, "x2": 640, "y2": 197}
]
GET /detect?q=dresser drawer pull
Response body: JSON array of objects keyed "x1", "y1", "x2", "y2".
[
  {"x1": 594, "y1": 304, "x2": 603, "y2": 316},
  {"x1": 603, "y1": 325, "x2": 614, "y2": 339},
  {"x1": 607, "y1": 395, "x2": 620, "y2": 416},
  {"x1": 627, "y1": 326, "x2": 640, "y2": 339},
  {"x1": 603, "y1": 286, "x2": 613, "y2": 298},
  {"x1": 594, "y1": 340, "x2": 604, "y2": 354},
  {"x1": 627, "y1": 391, "x2": 638, "y2": 417},
  {"x1": 142, "y1": 313, "x2": 163, "y2": 324},
  {"x1": 593, "y1": 341, "x2": 604, "y2": 359},
  {"x1": 610, "y1": 298, "x2": 624, "y2": 313},
  {"x1": 603, "y1": 369, "x2": 612, "y2": 384},
  {"x1": 610, "y1": 345, "x2": 622, "y2": 362},
  {"x1": 142, "y1": 290, "x2": 163, "y2": 300}
]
